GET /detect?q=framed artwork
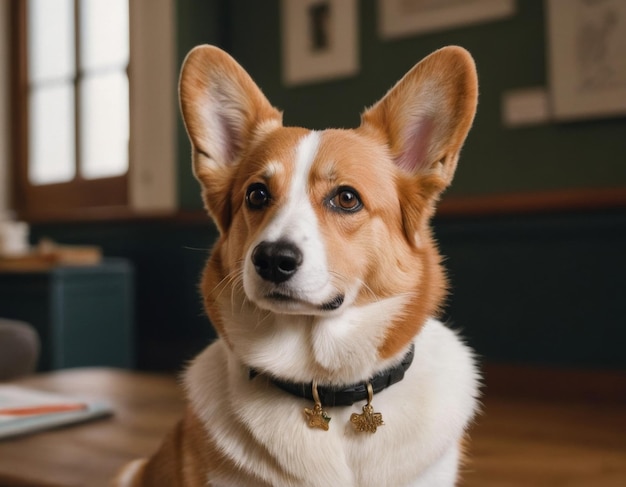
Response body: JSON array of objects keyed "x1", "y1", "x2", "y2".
[
  {"x1": 547, "y1": 0, "x2": 626, "y2": 120},
  {"x1": 378, "y1": 0, "x2": 516, "y2": 39},
  {"x1": 281, "y1": 0, "x2": 358, "y2": 86}
]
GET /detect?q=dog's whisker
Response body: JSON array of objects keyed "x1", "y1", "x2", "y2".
[
  {"x1": 328, "y1": 271, "x2": 383, "y2": 303},
  {"x1": 255, "y1": 309, "x2": 274, "y2": 328},
  {"x1": 359, "y1": 281, "x2": 382, "y2": 302},
  {"x1": 209, "y1": 270, "x2": 241, "y2": 303},
  {"x1": 182, "y1": 245, "x2": 212, "y2": 252},
  {"x1": 229, "y1": 271, "x2": 246, "y2": 312}
]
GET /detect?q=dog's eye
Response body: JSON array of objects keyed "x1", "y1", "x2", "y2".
[
  {"x1": 246, "y1": 183, "x2": 271, "y2": 210},
  {"x1": 328, "y1": 186, "x2": 363, "y2": 212}
]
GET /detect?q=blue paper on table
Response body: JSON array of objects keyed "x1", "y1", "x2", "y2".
[{"x1": 0, "y1": 385, "x2": 113, "y2": 439}]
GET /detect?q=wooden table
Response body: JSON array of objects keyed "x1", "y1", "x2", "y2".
[
  {"x1": 1, "y1": 365, "x2": 625, "y2": 487},
  {"x1": 0, "y1": 368, "x2": 184, "y2": 487}
]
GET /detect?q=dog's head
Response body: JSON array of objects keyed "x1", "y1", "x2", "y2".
[{"x1": 180, "y1": 46, "x2": 477, "y2": 384}]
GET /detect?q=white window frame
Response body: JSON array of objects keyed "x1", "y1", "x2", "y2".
[{"x1": 129, "y1": 0, "x2": 177, "y2": 213}]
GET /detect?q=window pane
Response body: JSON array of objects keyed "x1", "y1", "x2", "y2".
[
  {"x1": 28, "y1": 0, "x2": 75, "y2": 83},
  {"x1": 29, "y1": 85, "x2": 76, "y2": 185},
  {"x1": 80, "y1": 0, "x2": 129, "y2": 71},
  {"x1": 80, "y1": 71, "x2": 129, "y2": 179}
]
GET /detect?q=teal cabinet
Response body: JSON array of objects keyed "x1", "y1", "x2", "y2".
[{"x1": 0, "y1": 259, "x2": 134, "y2": 370}]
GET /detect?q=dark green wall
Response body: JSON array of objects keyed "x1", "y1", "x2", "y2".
[
  {"x1": 177, "y1": 0, "x2": 626, "y2": 207},
  {"x1": 176, "y1": 0, "x2": 223, "y2": 210},
  {"x1": 437, "y1": 210, "x2": 626, "y2": 369},
  {"x1": 24, "y1": 0, "x2": 625, "y2": 372}
]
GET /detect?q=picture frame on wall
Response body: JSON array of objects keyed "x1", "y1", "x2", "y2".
[
  {"x1": 547, "y1": 0, "x2": 626, "y2": 120},
  {"x1": 281, "y1": 0, "x2": 358, "y2": 86},
  {"x1": 378, "y1": 0, "x2": 516, "y2": 39}
]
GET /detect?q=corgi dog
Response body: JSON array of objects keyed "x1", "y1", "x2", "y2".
[{"x1": 116, "y1": 45, "x2": 479, "y2": 487}]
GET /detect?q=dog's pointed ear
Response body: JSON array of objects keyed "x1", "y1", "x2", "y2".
[
  {"x1": 179, "y1": 45, "x2": 282, "y2": 232},
  {"x1": 360, "y1": 46, "x2": 477, "y2": 195},
  {"x1": 360, "y1": 46, "x2": 477, "y2": 247}
]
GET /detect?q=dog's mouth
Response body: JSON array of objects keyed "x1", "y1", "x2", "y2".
[
  {"x1": 265, "y1": 291, "x2": 345, "y2": 312},
  {"x1": 319, "y1": 294, "x2": 344, "y2": 311}
]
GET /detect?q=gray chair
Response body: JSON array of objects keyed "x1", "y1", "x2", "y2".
[{"x1": 0, "y1": 318, "x2": 40, "y2": 381}]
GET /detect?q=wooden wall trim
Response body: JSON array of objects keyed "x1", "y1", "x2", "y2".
[
  {"x1": 19, "y1": 208, "x2": 210, "y2": 225},
  {"x1": 19, "y1": 186, "x2": 626, "y2": 224},
  {"x1": 439, "y1": 187, "x2": 626, "y2": 217},
  {"x1": 482, "y1": 362, "x2": 626, "y2": 403}
]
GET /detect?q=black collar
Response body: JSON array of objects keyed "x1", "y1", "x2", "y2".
[{"x1": 249, "y1": 345, "x2": 415, "y2": 407}]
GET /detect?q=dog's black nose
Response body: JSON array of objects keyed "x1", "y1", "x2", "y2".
[{"x1": 252, "y1": 240, "x2": 303, "y2": 284}]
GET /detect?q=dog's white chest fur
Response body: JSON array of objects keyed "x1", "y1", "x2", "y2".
[{"x1": 186, "y1": 318, "x2": 479, "y2": 487}]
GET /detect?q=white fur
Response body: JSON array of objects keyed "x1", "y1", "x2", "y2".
[
  {"x1": 186, "y1": 318, "x2": 479, "y2": 487},
  {"x1": 222, "y1": 292, "x2": 412, "y2": 385}
]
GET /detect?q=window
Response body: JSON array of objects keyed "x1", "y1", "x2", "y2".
[
  {"x1": 29, "y1": 0, "x2": 129, "y2": 185},
  {"x1": 11, "y1": 0, "x2": 176, "y2": 220}
]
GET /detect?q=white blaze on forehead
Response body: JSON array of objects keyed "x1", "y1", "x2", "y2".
[
  {"x1": 289, "y1": 131, "x2": 320, "y2": 201},
  {"x1": 260, "y1": 131, "x2": 321, "y2": 242}
]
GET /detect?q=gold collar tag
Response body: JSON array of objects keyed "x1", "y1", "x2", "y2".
[
  {"x1": 350, "y1": 383, "x2": 384, "y2": 433},
  {"x1": 304, "y1": 381, "x2": 331, "y2": 431}
]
